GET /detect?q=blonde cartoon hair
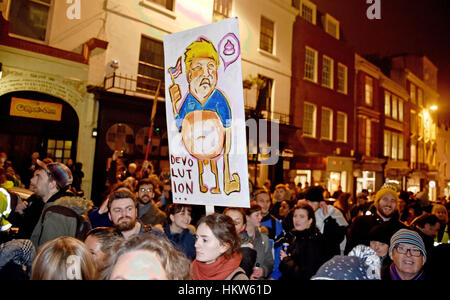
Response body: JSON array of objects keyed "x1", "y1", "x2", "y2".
[{"x1": 184, "y1": 38, "x2": 220, "y2": 74}]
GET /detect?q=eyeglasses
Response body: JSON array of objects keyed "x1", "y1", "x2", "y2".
[
  {"x1": 140, "y1": 188, "x2": 153, "y2": 193},
  {"x1": 395, "y1": 245, "x2": 423, "y2": 257}
]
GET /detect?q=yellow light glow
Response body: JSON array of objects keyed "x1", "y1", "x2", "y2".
[{"x1": 430, "y1": 105, "x2": 438, "y2": 111}]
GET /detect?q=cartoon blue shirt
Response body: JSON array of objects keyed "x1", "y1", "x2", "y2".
[{"x1": 175, "y1": 89, "x2": 232, "y2": 132}]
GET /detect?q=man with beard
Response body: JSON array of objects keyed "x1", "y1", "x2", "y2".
[
  {"x1": 108, "y1": 190, "x2": 152, "y2": 239},
  {"x1": 137, "y1": 179, "x2": 167, "y2": 227},
  {"x1": 345, "y1": 183, "x2": 406, "y2": 254}
]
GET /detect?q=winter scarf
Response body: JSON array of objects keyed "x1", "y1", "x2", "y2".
[
  {"x1": 190, "y1": 253, "x2": 242, "y2": 280},
  {"x1": 389, "y1": 263, "x2": 425, "y2": 280}
]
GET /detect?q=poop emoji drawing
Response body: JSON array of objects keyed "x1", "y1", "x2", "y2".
[{"x1": 168, "y1": 38, "x2": 240, "y2": 195}]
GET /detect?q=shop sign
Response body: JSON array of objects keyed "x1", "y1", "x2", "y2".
[{"x1": 10, "y1": 97, "x2": 62, "y2": 121}]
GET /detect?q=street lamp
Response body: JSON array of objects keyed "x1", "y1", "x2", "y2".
[{"x1": 430, "y1": 105, "x2": 438, "y2": 111}]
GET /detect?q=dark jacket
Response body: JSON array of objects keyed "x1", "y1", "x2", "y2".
[
  {"x1": 163, "y1": 224, "x2": 196, "y2": 261},
  {"x1": 279, "y1": 226, "x2": 327, "y2": 280},
  {"x1": 345, "y1": 212, "x2": 406, "y2": 254}
]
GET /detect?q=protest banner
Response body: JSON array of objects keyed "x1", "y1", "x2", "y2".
[{"x1": 163, "y1": 18, "x2": 250, "y2": 209}]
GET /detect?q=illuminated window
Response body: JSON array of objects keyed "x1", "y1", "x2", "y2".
[
  {"x1": 321, "y1": 107, "x2": 333, "y2": 140},
  {"x1": 324, "y1": 13, "x2": 339, "y2": 40},
  {"x1": 392, "y1": 95, "x2": 398, "y2": 120},
  {"x1": 47, "y1": 139, "x2": 72, "y2": 164},
  {"x1": 384, "y1": 91, "x2": 391, "y2": 116},
  {"x1": 336, "y1": 112, "x2": 347, "y2": 143},
  {"x1": 365, "y1": 119, "x2": 371, "y2": 157},
  {"x1": 322, "y1": 56, "x2": 334, "y2": 89},
  {"x1": 260, "y1": 16, "x2": 274, "y2": 53},
  {"x1": 410, "y1": 82, "x2": 416, "y2": 104},
  {"x1": 365, "y1": 76, "x2": 373, "y2": 106},
  {"x1": 303, "y1": 102, "x2": 317, "y2": 138},
  {"x1": 304, "y1": 46, "x2": 318, "y2": 82},
  {"x1": 337, "y1": 63, "x2": 347, "y2": 94},
  {"x1": 300, "y1": 0, "x2": 316, "y2": 24},
  {"x1": 213, "y1": 0, "x2": 232, "y2": 22},
  {"x1": 147, "y1": 0, "x2": 174, "y2": 10}
]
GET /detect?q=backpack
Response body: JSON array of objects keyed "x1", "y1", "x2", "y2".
[{"x1": 41, "y1": 205, "x2": 91, "y2": 241}]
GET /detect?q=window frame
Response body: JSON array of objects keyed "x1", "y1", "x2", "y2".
[
  {"x1": 322, "y1": 55, "x2": 334, "y2": 89},
  {"x1": 259, "y1": 16, "x2": 275, "y2": 54},
  {"x1": 137, "y1": 35, "x2": 165, "y2": 96},
  {"x1": 303, "y1": 102, "x2": 317, "y2": 138},
  {"x1": 337, "y1": 63, "x2": 348, "y2": 94},
  {"x1": 320, "y1": 107, "x2": 333, "y2": 141},
  {"x1": 304, "y1": 46, "x2": 318, "y2": 83},
  {"x1": 364, "y1": 75, "x2": 373, "y2": 106},
  {"x1": 213, "y1": 0, "x2": 233, "y2": 22},
  {"x1": 336, "y1": 111, "x2": 348, "y2": 143},
  {"x1": 300, "y1": 0, "x2": 317, "y2": 25},
  {"x1": 324, "y1": 13, "x2": 340, "y2": 40}
]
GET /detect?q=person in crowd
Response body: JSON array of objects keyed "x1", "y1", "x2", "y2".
[
  {"x1": 243, "y1": 204, "x2": 274, "y2": 280},
  {"x1": 88, "y1": 182, "x2": 133, "y2": 229},
  {"x1": 271, "y1": 184, "x2": 291, "y2": 218},
  {"x1": 381, "y1": 229, "x2": 427, "y2": 280},
  {"x1": 431, "y1": 204, "x2": 449, "y2": 244},
  {"x1": 163, "y1": 204, "x2": 196, "y2": 261},
  {"x1": 0, "y1": 239, "x2": 36, "y2": 280},
  {"x1": 333, "y1": 192, "x2": 352, "y2": 223},
  {"x1": 157, "y1": 179, "x2": 172, "y2": 212},
  {"x1": 312, "y1": 245, "x2": 381, "y2": 280},
  {"x1": 21, "y1": 152, "x2": 39, "y2": 189},
  {"x1": 345, "y1": 183, "x2": 406, "y2": 254},
  {"x1": 278, "y1": 203, "x2": 327, "y2": 280},
  {"x1": 137, "y1": 178, "x2": 167, "y2": 226},
  {"x1": 25, "y1": 161, "x2": 74, "y2": 247},
  {"x1": 190, "y1": 213, "x2": 248, "y2": 280},
  {"x1": 31, "y1": 236, "x2": 97, "y2": 280},
  {"x1": 253, "y1": 189, "x2": 284, "y2": 280},
  {"x1": 331, "y1": 185, "x2": 343, "y2": 199},
  {"x1": 84, "y1": 227, "x2": 124, "y2": 273},
  {"x1": 71, "y1": 162, "x2": 85, "y2": 195},
  {"x1": 103, "y1": 233, "x2": 191, "y2": 280},
  {"x1": 305, "y1": 185, "x2": 348, "y2": 259},
  {"x1": 278, "y1": 200, "x2": 294, "y2": 231},
  {"x1": 30, "y1": 195, "x2": 93, "y2": 249},
  {"x1": 223, "y1": 207, "x2": 257, "y2": 277},
  {"x1": 350, "y1": 192, "x2": 371, "y2": 221},
  {"x1": 107, "y1": 189, "x2": 154, "y2": 239},
  {"x1": 398, "y1": 191, "x2": 411, "y2": 223},
  {"x1": 368, "y1": 222, "x2": 398, "y2": 268}
]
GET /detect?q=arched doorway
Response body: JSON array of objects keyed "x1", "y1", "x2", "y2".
[{"x1": 0, "y1": 91, "x2": 79, "y2": 187}]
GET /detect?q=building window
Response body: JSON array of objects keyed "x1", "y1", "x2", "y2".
[
  {"x1": 384, "y1": 91, "x2": 391, "y2": 116},
  {"x1": 304, "y1": 46, "x2": 318, "y2": 82},
  {"x1": 417, "y1": 88, "x2": 423, "y2": 107},
  {"x1": 336, "y1": 112, "x2": 347, "y2": 143},
  {"x1": 384, "y1": 131, "x2": 391, "y2": 157},
  {"x1": 391, "y1": 133, "x2": 398, "y2": 160},
  {"x1": 147, "y1": 0, "x2": 174, "y2": 10},
  {"x1": 213, "y1": 0, "x2": 232, "y2": 22},
  {"x1": 398, "y1": 99, "x2": 404, "y2": 122},
  {"x1": 410, "y1": 110, "x2": 417, "y2": 136},
  {"x1": 411, "y1": 143, "x2": 416, "y2": 168},
  {"x1": 47, "y1": 139, "x2": 72, "y2": 164},
  {"x1": 9, "y1": 0, "x2": 52, "y2": 41},
  {"x1": 365, "y1": 119, "x2": 371, "y2": 157},
  {"x1": 392, "y1": 95, "x2": 398, "y2": 120},
  {"x1": 137, "y1": 36, "x2": 165, "y2": 96},
  {"x1": 300, "y1": 0, "x2": 316, "y2": 24},
  {"x1": 260, "y1": 16, "x2": 274, "y2": 54},
  {"x1": 303, "y1": 102, "x2": 316, "y2": 138},
  {"x1": 322, "y1": 56, "x2": 334, "y2": 89},
  {"x1": 324, "y1": 13, "x2": 339, "y2": 39},
  {"x1": 255, "y1": 75, "x2": 273, "y2": 114},
  {"x1": 321, "y1": 107, "x2": 333, "y2": 140},
  {"x1": 410, "y1": 82, "x2": 416, "y2": 104},
  {"x1": 337, "y1": 63, "x2": 347, "y2": 94},
  {"x1": 398, "y1": 134, "x2": 404, "y2": 160},
  {"x1": 365, "y1": 76, "x2": 373, "y2": 106}
]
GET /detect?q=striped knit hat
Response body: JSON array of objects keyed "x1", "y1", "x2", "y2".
[{"x1": 389, "y1": 229, "x2": 427, "y2": 262}]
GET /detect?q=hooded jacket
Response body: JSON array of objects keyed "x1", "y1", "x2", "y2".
[{"x1": 30, "y1": 196, "x2": 93, "y2": 249}]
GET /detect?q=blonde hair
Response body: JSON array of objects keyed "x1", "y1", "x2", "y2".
[
  {"x1": 184, "y1": 38, "x2": 220, "y2": 74},
  {"x1": 31, "y1": 236, "x2": 97, "y2": 280}
]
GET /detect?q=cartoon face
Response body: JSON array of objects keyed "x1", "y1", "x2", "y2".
[
  {"x1": 181, "y1": 110, "x2": 225, "y2": 160},
  {"x1": 188, "y1": 57, "x2": 218, "y2": 103}
]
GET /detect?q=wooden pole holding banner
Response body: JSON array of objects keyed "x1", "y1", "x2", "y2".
[
  {"x1": 205, "y1": 205, "x2": 215, "y2": 216},
  {"x1": 144, "y1": 80, "x2": 162, "y2": 162}
]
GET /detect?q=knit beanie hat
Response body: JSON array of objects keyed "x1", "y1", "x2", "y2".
[
  {"x1": 311, "y1": 245, "x2": 381, "y2": 280},
  {"x1": 37, "y1": 160, "x2": 73, "y2": 189},
  {"x1": 375, "y1": 183, "x2": 399, "y2": 204},
  {"x1": 389, "y1": 229, "x2": 427, "y2": 262},
  {"x1": 305, "y1": 186, "x2": 324, "y2": 202},
  {"x1": 368, "y1": 222, "x2": 398, "y2": 246}
]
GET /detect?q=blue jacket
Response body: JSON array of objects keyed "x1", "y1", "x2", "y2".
[
  {"x1": 163, "y1": 224, "x2": 196, "y2": 261},
  {"x1": 261, "y1": 214, "x2": 284, "y2": 279}
]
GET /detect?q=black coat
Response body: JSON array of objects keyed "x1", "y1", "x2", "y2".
[{"x1": 279, "y1": 227, "x2": 327, "y2": 280}]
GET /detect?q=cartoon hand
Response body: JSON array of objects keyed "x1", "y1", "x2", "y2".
[{"x1": 169, "y1": 84, "x2": 182, "y2": 113}]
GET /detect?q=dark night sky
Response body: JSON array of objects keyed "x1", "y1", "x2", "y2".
[{"x1": 312, "y1": 0, "x2": 450, "y2": 120}]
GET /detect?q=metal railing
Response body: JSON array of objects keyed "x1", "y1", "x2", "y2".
[{"x1": 104, "y1": 72, "x2": 162, "y2": 97}]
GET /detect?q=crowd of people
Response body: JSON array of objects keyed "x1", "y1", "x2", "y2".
[{"x1": 0, "y1": 150, "x2": 449, "y2": 280}]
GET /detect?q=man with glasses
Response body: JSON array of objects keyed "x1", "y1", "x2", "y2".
[
  {"x1": 136, "y1": 179, "x2": 166, "y2": 227},
  {"x1": 382, "y1": 229, "x2": 427, "y2": 280}
]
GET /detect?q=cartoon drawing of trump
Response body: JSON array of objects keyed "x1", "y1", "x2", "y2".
[{"x1": 168, "y1": 38, "x2": 240, "y2": 195}]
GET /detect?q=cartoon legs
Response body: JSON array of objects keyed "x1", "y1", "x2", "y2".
[
  {"x1": 198, "y1": 160, "x2": 220, "y2": 194},
  {"x1": 223, "y1": 127, "x2": 240, "y2": 195}
]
